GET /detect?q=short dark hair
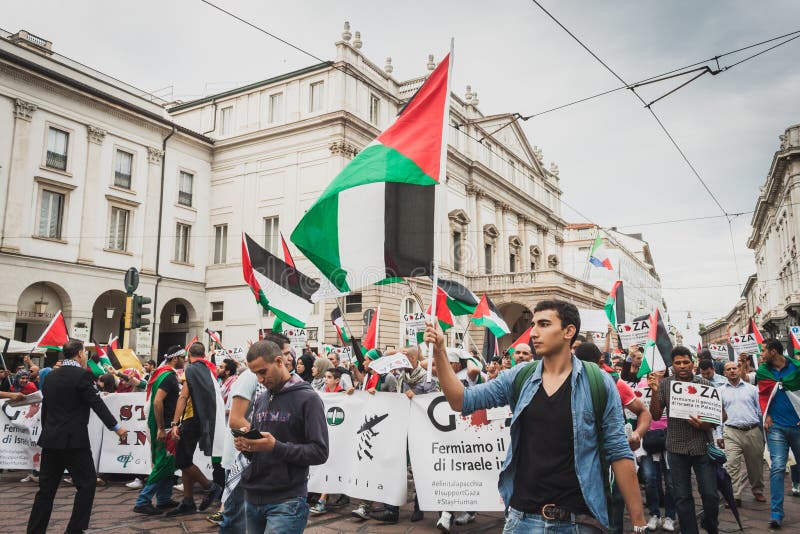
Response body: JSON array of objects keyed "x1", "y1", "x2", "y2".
[
  {"x1": 146, "y1": 359, "x2": 157, "y2": 367},
  {"x1": 765, "y1": 339, "x2": 783, "y2": 354},
  {"x1": 63, "y1": 339, "x2": 84, "y2": 359},
  {"x1": 671, "y1": 345, "x2": 693, "y2": 361},
  {"x1": 264, "y1": 333, "x2": 290, "y2": 348},
  {"x1": 533, "y1": 300, "x2": 581, "y2": 345},
  {"x1": 222, "y1": 358, "x2": 238, "y2": 376},
  {"x1": 188, "y1": 342, "x2": 205, "y2": 358},
  {"x1": 247, "y1": 340, "x2": 281, "y2": 363},
  {"x1": 698, "y1": 359, "x2": 714, "y2": 371},
  {"x1": 574, "y1": 343, "x2": 602, "y2": 364},
  {"x1": 326, "y1": 367, "x2": 343, "y2": 380},
  {"x1": 575, "y1": 334, "x2": 587, "y2": 343},
  {"x1": 697, "y1": 349, "x2": 712, "y2": 361}
]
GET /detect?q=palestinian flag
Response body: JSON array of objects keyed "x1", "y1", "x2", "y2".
[
  {"x1": 36, "y1": 310, "x2": 68, "y2": 350},
  {"x1": 470, "y1": 295, "x2": 510, "y2": 338},
  {"x1": 755, "y1": 359, "x2": 800, "y2": 424},
  {"x1": 437, "y1": 277, "x2": 480, "y2": 316},
  {"x1": 205, "y1": 328, "x2": 223, "y2": 349},
  {"x1": 482, "y1": 329, "x2": 501, "y2": 360},
  {"x1": 426, "y1": 287, "x2": 454, "y2": 331},
  {"x1": 638, "y1": 309, "x2": 668, "y2": 378},
  {"x1": 589, "y1": 233, "x2": 613, "y2": 270},
  {"x1": 790, "y1": 327, "x2": 800, "y2": 358},
  {"x1": 242, "y1": 233, "x2": 318, "y2": 327},
  {"x1": 279, "y1": 232, "x2": 295, "y2": 268},
  {"x1": 363, "y1": 307, "x2": 380, "y2": 351},
  {"x1": 291, "y1": 53, "x2": 452, "y2": 296},
  {"x1": 185, "y1": 335, "x2": 199, "y2": 353},
  {"x1": 271, "y1": 317, "x2": 284, "y2": 333},
  {"x1": 331, "y1": 306, "x2": 350, "y2": 344},
  {"x1": 604, "y1": 280, "x2": 625, "y2": 328},
  {"x1": 145, "y1": 366, "x2": 178, "y2": 483},
  {"x1": 89, "y1": 337, "x2": 116, "y2": 377},
  {"x1": 633, "y1": 310, "x2": 673, "y2": 366},
  {"x1": 507, "y1": 326, "x2": 533, "y2": 366},
  {"x1": 748, "y1": 319, "x2": 764, "y2": 355}
]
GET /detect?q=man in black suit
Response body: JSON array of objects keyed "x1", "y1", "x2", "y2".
[{"x1": 26, "y1": 339, "x2": 128, "y2": 534}]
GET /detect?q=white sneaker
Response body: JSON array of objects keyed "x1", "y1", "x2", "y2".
[
  {"x1": 20, "y1": 474, "x2": 38, "y2": 483},
  {"x1": 350, "y1": 503, "x2": 369, "y2": 520},
  {"x1": 646, "y1": 515, "x2": 660, "y2": 530},
  {"x1": 454, "y1": 511, "x2": 476, "y2": 525},
  {"x1": 173, "y1": 483, "x2": 184, "y2": 492},
  {"x1": 661, "y1": 517, "x2": 675, "y2": 532},
  {"x1": 792, "y1": 483, "x2": 800, "y2": 496},
  {"x1": 126, "y1": 478, "x2": 143, "y2": 489},
  {"x1": 437, "y1": 511, "x2": 452, "y2": 533}
]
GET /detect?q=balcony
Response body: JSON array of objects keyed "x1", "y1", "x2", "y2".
[
  {"x1": 439, "y1": 268, "x2": 606, "y2": 302},
  {"x1": 46, "y1": 151, "x2": 67, "y2": 171}
]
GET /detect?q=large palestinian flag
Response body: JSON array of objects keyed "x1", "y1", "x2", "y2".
[
  {"x1": 437, "y1": 277, "x2": 480, "y2": 316},
  {"x1": 755, "y1": 359, "x2": 800, "y2": 425},
  {"x1": 242, "y1": 233, "x2": 318, "y2": 327},
  {"x1": 633, "y1": 309, "x2": 673, "y2": 365},
  {"x1": 291, "y1": 53, "x2": 451, "y2": 296},
  {"x1": 604, "y1": 280, "x2": 625, "y2": 328},
  {"x1": 637, "y1": 309, "x2": 668, "y2": 378},
  {"x1": 470, "y1": 295, "x2": 510, "y2": 338}
]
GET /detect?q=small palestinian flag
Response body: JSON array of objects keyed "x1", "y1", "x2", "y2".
[
  {"x1": 633, "y1": 310, "x2": 674, "y2": 366},
  {"x1": 363, "y1": 307, "x2": 380, "y2": 351},
  {"x1": 426, "y1": 287, "x2": 454, "y2": 331},
  {"x1": 36, "y1": 310, "x2": 69, "y2": 351},
  {"x1": 242, "y1": 233, "x2": 318, "y2": 327},
  {"x1": 331, "y1": 306, "x2": 350, "y2": 344},
  {"x1": 470, "y1": 295, "x2": 510, "y2": 338},
  {"x1": 755, "y1": 359, "x2": 800, "y2": 425},
  {"x1": 205, "y1": 328, "x2": 223, "y2": 349},
  {"x1": 604, "y1": 280, "x2": 625, "y2": 329},
  {"x1": 638, "y1": 309, "x2": 668, "y2": 378},
  {"x1": 436, "y1": 277, "x2": 480, "y2": 316},
  {"x1": 89, "y1": 337, "x2": 115, "y2": 377},
  {"x1": 748, "y1": 319, "x2": 764, "y2": 355},
  {"x1": 185, "y1": 335, "x2": 199, "y2": 353},
  {"x1": 507, "y1": 326, "x2": 533, "y2": 366},
  {"x1": 291, "y1": 53, "x2": 452, "y2": 297},
  {"x1": 589, "y1": 233, "x2": 613, "y2": 270},
  {"x1": 790, "y1": 327, "x2": 800, "y2": 359}
]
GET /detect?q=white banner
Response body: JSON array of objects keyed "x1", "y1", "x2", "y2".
[
  {"x1": 730, "y1": 334, "x2": 759, "y2": 356},
  {"x1": 617, "y1": 319, "x2": 650, "y2": 348},
  {"x1": 368, "y1": 353, "x2": 412, "y2": 375},
  {"x1": 308, "y1": 391, "x2": 409, "y2": 506},
  {"x1": 408, "y1": 394, "x2": 509, "y2": 511},
  {"x1": 97, "y1": 393, "x2": 151, "y2": 474},
  {"x1": 579, "y1": 309, "x2": 610, "y2": 333},
  {"x1": 707, "y1": 344, "x2": 730, "y2": 361},
  {"x1": 0, "y1": 400, "x2": 42, "y2": 470},
  {"x1": 668, "y1": 380, "x2": 722, "y2": 425},
  {"x1": 403, "y1": 312, "x2": 426, "y2": 347}
]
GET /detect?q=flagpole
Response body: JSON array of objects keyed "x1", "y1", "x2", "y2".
[
  {"x1": 426, "y1": 265, "x2": 439, "y2": 383},
  {"x1": 336, "y1": 297, "x2": 357, "y2": 346},
  {"x1": 582, "y1": 228, "x2": 599, "y2": 281}
]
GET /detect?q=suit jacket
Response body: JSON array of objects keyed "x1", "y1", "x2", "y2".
[{"x1": 38, "y1": 364, "x2": 118, "y2": 449}]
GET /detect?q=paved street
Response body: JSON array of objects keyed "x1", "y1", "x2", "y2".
[{"x1": 0, "y1": 468, "x2": 796, "y2": 532}]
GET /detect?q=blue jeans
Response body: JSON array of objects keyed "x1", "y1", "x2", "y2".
[
  {"x1": 219, "y1": 484, "x2": 245, "y2": 533},
  {"x1": 639, "y1": 454, "x2": 676, "y2": 519},
  {"x1": 766, "y1": 425, "x2": 800, "y2": 521},
  {"x1": 667, "y1": 451, "x2": 718, "y2": 534},
  {"x1": 502, "y1": 508, "x2": 603, "y2": 533},
  {"x1": 245, "y1": 496, "x2": 309, "y2": 534},
  {"x1": 134, "y1": 478, "x2": 173, "y2": 508}
]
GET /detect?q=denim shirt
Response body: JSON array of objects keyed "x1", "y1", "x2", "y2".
[{"x1": 461, "y1": 356, "x2": 634, "y2": 528}]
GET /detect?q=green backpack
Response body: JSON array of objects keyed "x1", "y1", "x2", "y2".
[{"x1": 510, "y1": 360, "x2": 613, "y2": 514}]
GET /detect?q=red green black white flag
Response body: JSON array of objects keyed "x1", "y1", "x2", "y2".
[
  {"x1": 470, "y1": 295, "x2": 510, "y2": 338},
  {"x1": 36, "y1": 310, "x2": 69, "y2": 350}
]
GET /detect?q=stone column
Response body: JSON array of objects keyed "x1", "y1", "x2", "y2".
[
  {"x1": 521, "y1": 217, "x2": 531, "y2": 271},
  {"x1": 500, "y1": 203, "x2": 512, "y2": 272},
  {"x1": 77, "y1": 125, "x2": 107, "y2": 264},
  {"x1": 466, "y1": 184, "x2": 480, "y2": 273},
  {"x1": 474, "y1": 190, "x2": 484, "y2": 274},
  {"x1": 140, "y1": 146, "x2": 164, "y2": 274},
  {"x1": 1, "y1": 99, "x2": 38, "y2": 253}
]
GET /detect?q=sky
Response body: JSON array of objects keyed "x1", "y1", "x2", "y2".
[{"x1": 5, "y1": 0, "x2": 800, "y2": 345}]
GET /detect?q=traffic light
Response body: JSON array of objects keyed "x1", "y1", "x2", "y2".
[{"x1": 131, "y1": 294, "x2": 152, "y2": 329}]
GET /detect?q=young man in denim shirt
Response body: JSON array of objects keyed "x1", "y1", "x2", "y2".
[{"x1": 424, "y1": 299, "x2": 646, "y2": 533}]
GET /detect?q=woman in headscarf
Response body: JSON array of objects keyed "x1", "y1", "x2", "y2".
[
  {"x1": 310, "y1": 357, "x2": 333, "y2": 391},
  {"x1": 296, "y1": 353, "x2": 315, "y2": 382}
]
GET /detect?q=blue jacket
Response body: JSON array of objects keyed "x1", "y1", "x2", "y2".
[{"x1": 462, "y1": 355, "x2": 634, "y2": 527}]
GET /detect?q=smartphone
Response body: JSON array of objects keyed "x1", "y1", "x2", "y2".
[{"x1": 231, "y1": 429, "x2": 262, "y2": 439}]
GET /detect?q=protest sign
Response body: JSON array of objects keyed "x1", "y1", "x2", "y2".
[
  {"x1": 668, "y1": 380, "x2": 722, "y2": 425},
  {"x1": 0, "y1": 399, "x2": 42, "y2": 470},
  {"x1": 409, "y1": 393, "x2": 509, "y2": 511},
  {"x1": 283, "y1": 327, "x2": 308, "y2": 353},
  {"x1": 309, "y1": 391, "x2": 409, "y2": 506},
  {"x1": 368, "y1": 352, "x2": 412, "y2": 375},
  {"x1": 617, "y1": 319, "x2": 650, "y2": 347},
  {"x1": 624, "y1": 380, "x2": 653, "y2": 420},
  {"x1": 730, "y1": 334, "x2": 758, "y2": 356},
  {"x1": 707, "y1": 344, "x2": 730, "y2": 361},
  {"x1": 403, "y1": 312, "x2": 426, "y2": 346},
  {"x1": 590, "y1": 332, "x2": 607, "y2": 344},
  {"x1": 97, "y1": 392, "x2": 151, "y2": 474},
  {"x1": 214, "y1": 346, "x2": 246, "y2": 366}
]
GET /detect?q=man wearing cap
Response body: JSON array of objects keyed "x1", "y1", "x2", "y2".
[{"x1": 133, "y1": 346, "x2": 185, "y2": 515}]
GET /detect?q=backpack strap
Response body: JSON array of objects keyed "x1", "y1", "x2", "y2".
[
  {"x1": 511, "y1": 361, "x2": 538, "y2": 411},
  {"x1": 583, "y1": 361, "x2": 612, "y2": 514}
]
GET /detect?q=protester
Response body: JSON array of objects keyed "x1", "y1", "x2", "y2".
[
  {"x1": 296, "y1": 352, "x2": 315, "y2": 382},
  {"x1": 571, "y1": 334, "x2": 586, "y2": 353},
  {"x1": 218, "y1": 358, "x2": 239, "y2": 406},
  {"x1": 234, "y1": 339, "x2": 329, "y2": 534},
  {"x1": 698, "y1": 359, "x2": 727, "y2": 387},
  {"x1": 447, "y1": 347, "x2": 485, "y2": 387},
  {"x1": 755, "y1": 339, "x2": 800, "y2": 529},
  {"x1": 397, "y1": 345, "x2": 437, "y2": 396},
  {"x1": 311, "y1": 356, "x2": 333, "y2": 391},
  {"x1": 500, "y1": 352, "x2": 513, "y2": 370},
  {"x1": 27, "y1": 339, "x2": 128, "y2": 534},
  {"x1": 486, "y1": 357, "x2": 501, "y2": 380},
  {"x1": 425, "y1": 299, "x2": 646, "y2": 533},
  {"x1": 12, "y1": 370, "x2": 38, "y2": 394},
  {"x1": 718, "y1": 360, "x2": 765, "y2": 507},
  {"x1": 512, "y1": 343, "x2": 534, "y2": 363},
  {"x1": 326, "y1": 350, "x2": 353, "y2": 390},
  {"x1": 0, "y1": 367, "x2": 13, "y2": 391},
  {"x1": 649, "y1": 346, "x2": 719, "y2": 534}
]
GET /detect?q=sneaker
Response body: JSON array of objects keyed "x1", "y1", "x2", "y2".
[
  {"x1": 769, "y1": 519, "x2": 782, "y2": 529},
  {"x1": 133, "y1": 503, "x2": 163, "y2": 516},
  {"x1": 454, "y1": 512, "x2": 476, "y2": 525},
  {"x1": 206, "y1": 511, "x2": 223, "y2": 525},
  {"x1": 350, "y1": 503, "x2": 369, "y2": 520},
  {"x1": 166, "y1": 500, "x2": 197, "y2": 517},
  {"x1": 792, "y1": 483, "x2": 800, "y2": 496},
  {"x1": 647, "y1": 515, "x2": 660, "y2": 530},
  {"x1": 156, "y1": 500, "x2": 180, "y2": 510},
  {"x1": 661, "y1": 517, "x2": 675, "y2": 532},
  {"x1": 173, "y1": 483, "x2": 184, "y2": 492},
  {"x1": 310, "y1": 501, "x2": 327, "y2": 515},
  {"x1": 20, "y1": 474, "x2": 38, "y2": 483},
  {"x1": 199, "y1": 482, "x2": 222, "y2": 511},
  {"x1": 437, "y1": 511, "x2": 453, "y2": 533},
  {"x1": 125, "y1": 478, "x2": 143, "y2": 489}
]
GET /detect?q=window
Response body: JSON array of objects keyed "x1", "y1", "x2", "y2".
[
  {"x1": 220, "y1": 106, "x2": 233, "y2": 135},
  {"x1": 345, "y1": 293, "x2": 362, "y2": 313},
  {"x1": 38, "y1": 190, "x2": 64, "y2": 239},
  {"x1": 268, "y1": 93, "x2": 283, "y2": 123},
  {"x1": 453, "y1": 231, "x2": 463, "y2": 272},
  {"x1": 369, "y1": 95, "x2": 380, "y2": 125},
  {"x1": 174, "y1": 223, "x2": 191, "y2": 263},
  {"x1": 114, "y1": 149, "x2": 133, "y2": 189},
  {"x1": 211, "y1": 302, "x2": 224, "y2": 321},
  {"x1": 510, "y1": 253, "x2": 517, "y2": 273},
  {"x1": 213, "y1": 224, "x2": 227, "y2": 264},
  {"x1": 264, "y1": 216, "x2": 279, "y2": 254},
  {"x1": 484, "y1": 244, "x2": 493, "y2": 274},
  {"x1": 309, "y1": 81, "x2": 324, "y2": 112},
  {"x1": 46, "y1": 127, "x2": 69, "y2": 170},
  {"x1": 108, "y1": 207, "x2": 130, "y2": 251},
  {"x1": 178, "y1": 171, "x2": 193, "y2": 207},
  {"x1": 404, "y1": 297, "x2": 419, "y2": 315}
]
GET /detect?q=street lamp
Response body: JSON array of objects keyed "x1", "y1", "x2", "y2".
[
  {"x1": 33, "y1": 282, "x2": 48, "y2": 315},
  {"x1": 105, "y1": 306, "x2": 116, "y2": 319},
  {"x1": 170, "y1": 312, "x2": 181, "y2": 324}
]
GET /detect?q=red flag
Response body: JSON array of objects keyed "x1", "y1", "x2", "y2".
[
  {"x1": 185, "y1": 335, "x2": 199, "y2": 353},
  {"x1": 362, "y1": 307, "x2": 380, "y2": 351},
  {"x1": 280, "y1": 232, "x2": 295, "y2": 268},
  {"x1": 755, "y1": 306, "x2": 762, "y2": 315},
  {"x1": 426, "y1": 287, "x2": 454, "y2": 331},
  {"x1": 205, "y1": 328, "x2": 223, "y2": 349},
  {"x1": 748, "y1": 319, "x2": 764, "y2": 354},
  {"x1": 36, "y1": 311, "x2": 69, "y2": 350}
]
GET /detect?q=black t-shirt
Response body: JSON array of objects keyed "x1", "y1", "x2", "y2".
[
  {"x1": 158, "y1": 373, "x2": 180, "y2": 424},
  {"x1": 510, "y1": 377, "x2": 590, "y2": 516}
]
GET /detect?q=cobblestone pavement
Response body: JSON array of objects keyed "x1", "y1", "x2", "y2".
[{"x1": 0, "y1": 468, "x2": 796, "y2": 532}]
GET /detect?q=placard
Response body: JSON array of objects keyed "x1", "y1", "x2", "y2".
[
  {"x1": 707, "y1": 344, "x2": 729, "y2": 361},
  {"x1": 367, "y1": 352, "x2": 412, "y2": 375},
  {"x1": 0, "y1": 399, "x2": 42, "y2": 470},
  {"x1": 668, "y1": 380, "x2": 722, "y2": 425},
  {"x1": 283, "y1": 327, "x2": 308, "y2": 353},
  {"x1": 617, "y1": 319, "x2": 650, "y2": 347},
  {"x1": 403, "y1": 312, "x2": 426, "y2": 347},
  {"x1": 730, "y1": 334, "x2": 758, "y2": 356}
]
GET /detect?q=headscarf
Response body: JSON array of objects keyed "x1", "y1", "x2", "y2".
[
  {"x1": 297, "y1": 353, "x2": 315, "y2": 382},
  {"x1": 311, "y1": 357, "x2": 333, "y2": 391}
]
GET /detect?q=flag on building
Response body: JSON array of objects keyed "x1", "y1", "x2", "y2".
[
  {"x1": 362, "y1": 307, "x2": 380, "y2": 351},
  {"x1": 331, "y1": 306, "x2": 350, "y2": 344},
  {"x1": 470, "y1": 295, "x2": 510, "y2": 338},
  {"x1": 36, "y1": 310, "x2": 69, "y2": 350},
  {"x1": 589, "y1": 233, "x2": 613, "y2": 270},
  {"x1": 242, "y1": 233, "x2": 319, "y2": 328},
  {"x1": 436, "y1": 277, "x2": 480, "y2": 316},
  {"x1": 507, "y1": 326, "x2": 534, "y2": 366},
  {"x1": 290, "y1": 53, "x2": 452, "y2": 297},
  {"x1": 748, "y1": 319, "x2": 764, "y2": 355},
  {"x1": 426, "y1": 287, "x2": 454, "y2": 331},
  {"x1": 638, "y1": 309, "x2": 668, "y2": 378},
  {"x1": 604, "y1": 280, "x2": 626, "y2": 328}
]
